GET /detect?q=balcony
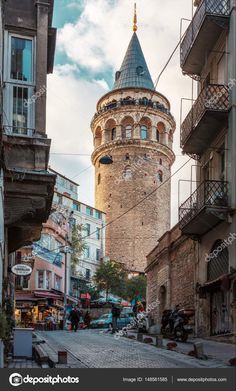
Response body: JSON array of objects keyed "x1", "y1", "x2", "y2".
[
  {"x1": 179, "y1": 180, "x2": 229, "y2": 236},
  {"x1": 92, "y1": 97, "x2": 174, "y2": 123},
  {"x1": 181, "y1": 84, "x2": 230, "y2": 156},
  {"x1": 181, "y1": 0, "x2": 230, "y2": 75}
]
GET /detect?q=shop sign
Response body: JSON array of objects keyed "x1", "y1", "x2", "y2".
[{"x1": 11, "y1": 264, "x2": 32, "y2": 276}]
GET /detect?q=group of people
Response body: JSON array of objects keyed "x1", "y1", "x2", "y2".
[{"x1": 68, "y1": 306, "x2": 91, "y2": 332}]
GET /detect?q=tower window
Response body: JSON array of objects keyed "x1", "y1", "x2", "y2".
[
  {"x1": 115, "y1": 71, "x2": 121, "y2": 81},
  {"x1": 136, "y1": 66, "x2": 144, "y2": 76},
  {"x1": 156, "y1": 130, "x2": 160, "y2": 142},
  {"x1": 125, "y1": 125, "x2": 132, "y2": 139},
  {"x1": 140, "y1": 125, "x2": 148, "y2": 140},
  {"x1": 98, "y1": 173, "x2": 101, "y2": 185},
  {"x1": 159, "y1": 158, "x2": 162, "y2": 165},
  {"x1": 111, "y1": 127, "x2": 116, "y2": 140},
  {"x1": 158, "y1": 170, "x2": 163, "y2": 182},
  {"x1": 125, "y1": 153, "x2": 130, "y2": 160}
]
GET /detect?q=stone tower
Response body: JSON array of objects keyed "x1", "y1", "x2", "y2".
[{"x1": 91, "y1": 12, "x2": 175, "y2": 273}]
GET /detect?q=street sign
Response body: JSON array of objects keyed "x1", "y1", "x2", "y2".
[{"x1": 11, "y1": 264, "x2": 32, "y2": 276}]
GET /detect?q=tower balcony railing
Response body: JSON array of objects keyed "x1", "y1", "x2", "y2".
[
  {"x1": 179, "y1": 180, "x2": 229, "y2": 236},
  {"x1": 181, "y1": 84, "x2": 230, "y2": 156},
  {"x1": 180, "y1": 0, "x2": 230, "y2": 75},
  {"x1": 92, "y1": 97, "x2": 174, "y2": 122}
]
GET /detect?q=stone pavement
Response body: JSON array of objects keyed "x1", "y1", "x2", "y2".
[
  {"x1": 34, "y1": 329, "x2": 229, "y2": 368},
  {"x1": 8, "y1": 359, "x2": 40, "y2": 369}
]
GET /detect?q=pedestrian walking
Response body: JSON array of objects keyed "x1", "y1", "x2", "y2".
[
  {"x1": 84, "y1": 311, "x2": 91, "y2": 328},
  {"x1": 69, "y1": 306, "x2": 81, "y2": 332},
  {"x1": 111, "y1": 303, "x2": 121, "y2": 333}
]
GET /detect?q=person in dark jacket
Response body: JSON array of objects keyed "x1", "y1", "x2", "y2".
[
  {"x1": 84, "y1": 311, "x2": 91, "y2": 328},
  {"x1": 111, "y1": 304, "x2": 121, "y2": 333},
  {"x1": 69, "y1": 306, "x2": 80, "y2": 332}
]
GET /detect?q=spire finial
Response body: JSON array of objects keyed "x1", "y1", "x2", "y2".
[{"x1": 133, "y1": 3, "x2": 137, "y2": 32}]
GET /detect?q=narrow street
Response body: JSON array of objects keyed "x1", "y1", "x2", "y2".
[{"x1": 33, "y1": 330, "x2": 228, "y2": 369}]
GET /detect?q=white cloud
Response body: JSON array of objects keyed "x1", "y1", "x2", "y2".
[{"x1": 47, "y1": 0, "x2": 197, "y2": 224}]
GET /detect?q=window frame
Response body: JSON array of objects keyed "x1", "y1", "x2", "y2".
[
  {"x1": 140, "y1": 125, "x2": 148, "y2": 140},
  {"x1": 3, "y1": 32, "x2": 36, "y2": 135}
]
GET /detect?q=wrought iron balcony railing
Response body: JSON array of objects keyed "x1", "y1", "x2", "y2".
[
  {"x1": 92, "y1": 97, "x2": 174, "y2": 123},
  {"x1": 181, "y1": 0, "x2": 230, "y2": 70},
  {"x1": 181, "y1": 84, "x2": 230, "y2": 149},
  {"x1": 179, "y1": 180, "x2": 228, "y2": 230}
]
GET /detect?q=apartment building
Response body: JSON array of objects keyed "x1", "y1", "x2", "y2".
[{"x1": 179, "y1": 0, "x2": 236, "y2": 341}]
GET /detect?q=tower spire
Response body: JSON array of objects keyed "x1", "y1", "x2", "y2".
[{"x1": 133, "y1": 3, "x2": 137, "y2": 32}]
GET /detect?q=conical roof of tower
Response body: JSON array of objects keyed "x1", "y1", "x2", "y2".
[{"x1": 113, "y1": 32, "x2": 155, "y2": 91}]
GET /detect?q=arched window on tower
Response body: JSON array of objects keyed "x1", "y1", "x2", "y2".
[
  {"x1": 140, "y1": 125, "x2": 148, "y2": 140},
  {"x1": 125, "y1": 125, "x2": 132, "y2": 139},
  {"x1": 111, "y1": 127, "x2": 116, "y2": 140},
  {"x1": 156, "y1": 130, "x2": 160, "y2": 142},
  {"x1": 158, "y1": 170, "x2": 163, "y2": 182}
]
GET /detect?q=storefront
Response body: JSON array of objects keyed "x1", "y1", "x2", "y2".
[{"x1": 15, "y1": 291, "x2": 64, "y2": 329}]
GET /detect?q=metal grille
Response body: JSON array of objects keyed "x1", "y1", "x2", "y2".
[
  {"x1": 181, "y1": 84, "x2": 229, "y2": 148},
  {"x1": 207, "y1": 240, "x2": 229, "y2": 281},
  {"x1": 179, "y1": 180, "x2": 228, "y2": 229},
  {"x1": 181, "y1": 0, "x2": 230, "y2": 67}
]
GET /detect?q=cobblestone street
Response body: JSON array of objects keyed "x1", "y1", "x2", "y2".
[{"x1": 33, "y1": 330, "x2": 228, "y2": 368}]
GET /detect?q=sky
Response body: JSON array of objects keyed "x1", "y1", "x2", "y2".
[{"x1": 47, "y1": 0, "x2": 197, "y2": 226}]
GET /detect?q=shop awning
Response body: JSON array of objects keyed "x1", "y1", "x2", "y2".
[
  {"x1": 34, "y1": 291, "x2": 63, "y2": 300},
  {"x1": 15, "y1": 294, "x2": 39, "y2": 302}
]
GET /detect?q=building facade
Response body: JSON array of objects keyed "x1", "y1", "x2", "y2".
[
  {"x1": 179, "y1": 0, "x2": 236, "y2": 341},
  {"x1": 146, "y1": 224, "x2": 195, "y2": 327},
  {"x1": 91, "y1": 20, "x2": 176, "y2": 273},
  {"x1": 0, "y1": 0, "x2": 57, "y2": 335},
  {"x1": 15, "y1": 216, "x2": 69, "y2": 328},
  {"x1": 50, "y1": 168, "x2": 106, "y2": 285}
]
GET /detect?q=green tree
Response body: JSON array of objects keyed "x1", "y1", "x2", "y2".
[
  {"x1": 70, "y1": 223, "x2": 85, "y2": 276},
  {"x1": 125, "y1": 275, "x2": 147, "y2": 301},
  {"x1": 94, "y1": 260, "x2": 127, "y2": 301}
]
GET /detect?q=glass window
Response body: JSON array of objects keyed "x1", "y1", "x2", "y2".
[
  {"x1": 96, "y1": 249, "x2": 100, "y2": 261},
  {"x1": 158, "y1": 171, "x2": 163, "y2": 182},
  {"x1": 84, "y1": 247, "x2": 90, "y2": 259},
  {"x1": 54, "y1": 274, "x2": 62, "y2": 291},
  {"x1": 140, "y1": 125, "x2": 148, "y2": 140},
  {"x1": 85, "y1": 223, "x2": 91, "y2": 236},
  {"x1": 45, "y1": 271, "x2": 51, "y2": 290},
  {"x1": 11, "y1": 37, "x2": 33, "y2": 82},
  {"x1": 95, "y1": 210, "x2": 101, "y2": 219},
  {"x1": 12, "y1": 86, "x2": 29, "y2": 133},
  {"x1": 73, "y1": 202, "x2": 80, "y2": 211},
  {"x1": 96, "y1": 227, "x2": 100, "y2": 240},
  {"x1": 86, "y1": 206, "x2": 93, "y2": 216},
  {"x1": 85, "y1": 269, "x2": 91, "y2": 280},
  {"x1": 125, "y1": 125, "x2": 132, "y2": 139},
  {"x1": 111, "y1": 127, "x2": 116, "y2": 140},
  {"x1": 37, "y1": 270, "x2": 44, "y2": 289}
]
